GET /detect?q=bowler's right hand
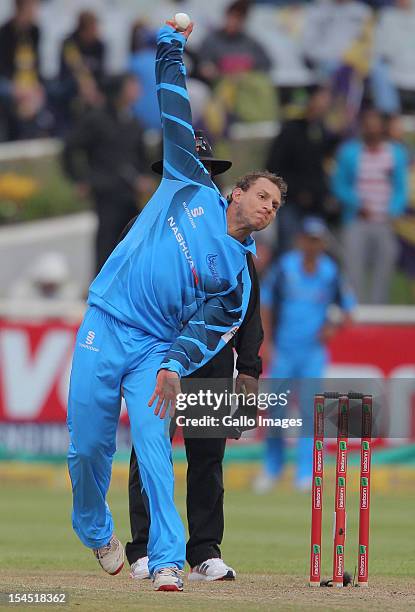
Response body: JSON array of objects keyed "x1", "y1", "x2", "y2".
[
  {"x1": 165, "y1": 19, "x2": 194, "y2": 39},
  {"x1": 148, "y1": 369, "x2": 181, "y2": 419}
]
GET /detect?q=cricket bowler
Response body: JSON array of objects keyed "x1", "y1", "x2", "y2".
[{"x1": 66, "y1": 17, "x2": 285, "y2": 592}]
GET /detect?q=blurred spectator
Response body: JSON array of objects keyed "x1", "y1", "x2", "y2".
[
  {"x1": 254, "y1": 0, "x2": 312, "y2": 4},
  {"x1": 9, "y1": 251, "x2": 80, "y2": 301},
  {"x1": 266, "y1": 87, "x2": 338, "y2": 253},
  {"x1": 0, "y1": 0, "x2": 49, "y2": 141},
  {"x1": 387, "y1": 114, "x2": 405, "y2": 144},
  {"x1": 198, "y1": 0, "x2": 271, "y2": 82},
  {"x1": 360, "y1": 0, "x2": 395, "y2": 7},
  {"x1": 375, "y1": 0, "x2": 415, "y2": 112},
  {"x1": 302, "y1": 0, "x2": 399, "y2": 117},
  {"x1": 255, "y1": 217, "x2": 355, "y2": 493},
  {"x1": 197, "y1": 0, "x2": 276, "y2": 127},
  {"x1": 389, "y1": 115, "x2": 415, "y2": 303},
  {"x1": 302, "y1": 0, "x2": 372, "y2": 77},
  {"x1": 57, "y1": 11, "x2": 106, "y2": 127},
  {"x1": 62, "y1": 73, "x2": 152, "y2": 274},
  {"x1": 332, "y1": 108, "x2": 408, "y2": 304},
  {"x1": 128, "y1": 21, "x2": 160, "y2": 131}
]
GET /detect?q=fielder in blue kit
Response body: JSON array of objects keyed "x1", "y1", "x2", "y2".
[
  {"x1": 257, "y1": 218, "x2": 356, "y2": 491},
  {"x1": 67, "y1": 18, "x2": 285, "y2": 591}
]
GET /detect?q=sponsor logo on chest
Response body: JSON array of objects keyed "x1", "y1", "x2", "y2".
[{"x1": 182, "y1": 201, "x2": 204, "y2": 228}]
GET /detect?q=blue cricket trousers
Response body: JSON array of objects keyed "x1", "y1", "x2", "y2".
[{"x1": 67, "y1": 306, "x2": 185, "y2": 575}]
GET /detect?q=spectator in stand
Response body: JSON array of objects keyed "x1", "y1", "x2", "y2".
[
  {"x1": 389, "y1": 115, "x2": 415, "y2": 303},
  {"x1": 128, "y1": 21, "x2": 160, "y2": 132},
  {"x1": 196, "y1": 0, "x2": 275, "y2": 127},
  {"x1": 302, "y1": 0, "x2": 399, "y2": 117},
  {"x1": 255, "y1": 217, "x2": 355, "y2": 493},
  {"x1": 375, "y1": 0, "x2": 415, "y2": 112},
  {"x1": 57, "y1": 11, "x2": 106, "y2": 129},
  {"x1": 302, "y1": 0, "x2": 372, "y2": 78},
  {"x1": 62, "y1": 73, "x2": 152, "y2": 274},
  {"x1": 332, "y1": 108, "x2": 408, "y2": 304},
  {"x1": 0, "y1": 0, "x2": 49, "y2": 141},
  {"x1": 360, "y1": 1, "x2": 395, "y2": 7},
  {"x1": 266, "y1": 87, "x2": 338, "y2": 253},
  {"x1": 198, "y1": 0, "x2": 271, "y2": 84}
]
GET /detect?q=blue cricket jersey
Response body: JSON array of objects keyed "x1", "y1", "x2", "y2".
[
  {"x1": 261, "y1": 251, "x2": 356, "y2": 348},
  {"x1": 87, "y1": 25, "x2": 254, "y2": 377}
]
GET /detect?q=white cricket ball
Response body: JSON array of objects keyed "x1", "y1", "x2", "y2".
[{"x1": 174, "y1": 12, "x2": 191, "y2": 31}]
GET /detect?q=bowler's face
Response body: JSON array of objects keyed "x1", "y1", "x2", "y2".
[{"x1": 236, "y1": 178, "x2": 281, "y2": 231}]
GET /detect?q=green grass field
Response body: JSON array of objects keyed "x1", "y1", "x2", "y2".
[{"x1": 1, "y1": 467, "x2": 415, "y2": 611}]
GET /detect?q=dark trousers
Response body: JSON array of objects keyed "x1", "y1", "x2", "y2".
[{"x1": 126, "y1": 436, "x2": 227, "y2": 568}]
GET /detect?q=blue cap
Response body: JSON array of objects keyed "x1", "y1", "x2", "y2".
[{"x1": 302, "y1": 217, "x2": 328, "y2": 238}]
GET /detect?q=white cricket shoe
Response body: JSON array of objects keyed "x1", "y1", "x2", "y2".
[
  {"x1": 93, "y1": 535, "x2": 124, "y2": 575},
  {"x1": 189, "y1": 558, "x2": 236, "y2": 582},
  {"x1": 130, "y1": 556, "x2": 150, "y2": 580},
  {"x1": 152, "y1": 567, "x2": 184, "y2": 591}
]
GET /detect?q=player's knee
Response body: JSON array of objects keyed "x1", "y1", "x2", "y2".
[{"x1": 71, "y1": 437, "x2": 114, "y2": 463}]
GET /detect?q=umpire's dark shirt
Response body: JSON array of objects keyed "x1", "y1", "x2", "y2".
[{"x1": 119, "y1": 216, "x2": 263, "y2": 379}]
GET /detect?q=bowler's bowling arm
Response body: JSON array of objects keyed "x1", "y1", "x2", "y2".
[{"x1": 155, "y1": 25, "x2": 211, "y2": 186}]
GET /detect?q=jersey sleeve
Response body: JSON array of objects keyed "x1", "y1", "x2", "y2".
[
  {"x1": 160, "y1": 269, "x2": 247, "y2": 377},
  {"x1": 156, "y1": 25, "x2": 211, "y2": 187}
]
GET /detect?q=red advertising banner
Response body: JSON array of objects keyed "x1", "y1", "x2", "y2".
[
  {"x1": 0, "y1": 320, "x2": 75, "y2": 423},
  {"x1": 1, "y1": 319, "x2": 415, "y2": 426},
  {"x1": 328, "y1": 325, "x2": 415, "y2": 378}
]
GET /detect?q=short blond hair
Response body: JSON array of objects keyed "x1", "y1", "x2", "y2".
[{"x1": 227, "y1": 170, "x2": 287, "y2": 204}]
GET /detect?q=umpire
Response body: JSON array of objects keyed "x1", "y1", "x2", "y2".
[{"x1": 123, "y1": 131, "x2": 263, "y2": 582}]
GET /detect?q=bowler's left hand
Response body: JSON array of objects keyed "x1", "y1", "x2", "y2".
[
  {"x1": 148, "y1": 369, "x2": 181, "y2": 419},
  {"x1": 230, "y1": 374, "x2": 259, "y2": 439},
  {"x1": 235, "y1": 373, "x2": 258, "y2": 397}
]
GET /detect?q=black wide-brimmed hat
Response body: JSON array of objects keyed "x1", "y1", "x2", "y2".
[{"x1": 151, "y1": 130, "x2": 232, "y2": 176}]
